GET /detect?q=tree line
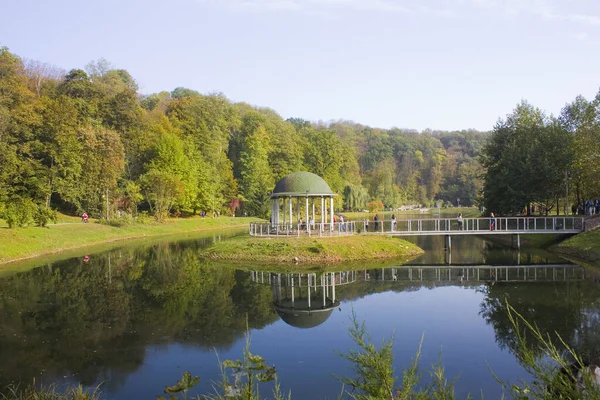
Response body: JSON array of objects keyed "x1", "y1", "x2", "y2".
[
  {"x1": 0, "y1": 46, "x2": 487, "y2": 223},
  {"x1": 481, "y1": 96, "x2": 600, "y2": 216}
]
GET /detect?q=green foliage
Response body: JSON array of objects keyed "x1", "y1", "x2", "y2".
[
  {"x1": 490, "y1": 302, "x2": 600, "y2": 400},
  {"x1": 158, "y1": 371, "x2": 200, "y2": 400},
  {"x1": 344, "y1": 184, "x2": 370, "y2": 211},
  {"x1": 12, "y1": 45, "x2": 600, "y2": 224},
  {"x1": 2, "y1": 198, "x2": 36, "y2": 228},
  {"x1": 337, "y1": 310, "x2": 461, "y2": 400},
  {"x1": 33, "y1": 206, "x2": 57, "y2": 227},
  {"x1": 140, "y1": 169, "x2": 183, "y2": 221},
  {"x1": 337, "y1": 310, "x2": 397, "y2": 399},
  {"x1": 0, "y1": 381, "x2": 102, "y2": 400},
  {"x1": 481, "y1": 101, "x2": 572, "y2": 215}
]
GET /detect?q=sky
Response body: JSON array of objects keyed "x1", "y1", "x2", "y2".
[{"x1": 1, "y1": 0, "x2": 599, "y2": 131}]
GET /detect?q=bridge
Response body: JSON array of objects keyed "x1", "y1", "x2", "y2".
[{"x1": 249, "y1": 216, "x2": 585, "y2": 248}]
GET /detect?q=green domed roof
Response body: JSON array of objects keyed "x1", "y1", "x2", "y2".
[{"x1": 272, "y1": 172, "x2": 334, "y2": 196}]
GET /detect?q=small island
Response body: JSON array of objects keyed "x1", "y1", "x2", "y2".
[{"x1": 200, "y1": 235, "x2": 423, "y2": 264}]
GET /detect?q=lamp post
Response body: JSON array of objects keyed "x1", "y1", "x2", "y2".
[{"x1": 457, "y1": 198, "x2": 460, "y2": 208}]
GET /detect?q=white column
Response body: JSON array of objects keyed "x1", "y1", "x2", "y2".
[
  {"x1": 331, "y1": 272, "x2": 336, "y2": 302},
  {"x1": 289, "y1": 197, "x2": 293, "y2": 228},
  {"x1": 283, "y1": 198, "x2": 286, "y2": 227},
  {"x1": 330, "y1": 197, "x2": 334, "y2": 226},
  {"x1": 307, "y1": 274, "x2": 311, "y2": 309},
  {"x1": 322, "y1": 275, "x2": 326, "y2": 307},
  {"x1": 323, "y1": 197, "x2": 327, "y2": 230},
  {"x1": 291, "y1": 276, "x2": 295, "y2": 307},
  {"x1": 305, "y1": 196, "x2": 309, "y2": 231},
  {"x1": 312, "y1": 199, "x2": 315, "y2": 227}
]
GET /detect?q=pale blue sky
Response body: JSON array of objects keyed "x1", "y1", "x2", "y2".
[{"x1": 1, "y1": 0, "x2": 599, "y2": 131}]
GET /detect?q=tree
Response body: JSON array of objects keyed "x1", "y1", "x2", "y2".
[
  {"x1": 481, "y1": 101, "x2": 572, "y2": 215},
  {"x1": 561, "y1": 93, "x2": 600, "y2": 201},
  {"x1": 141, "y1": 169, "x2": 183, "y2": 221},
  {"x1": 238, "y1": 114, "x2": 273, "y2": 217}
]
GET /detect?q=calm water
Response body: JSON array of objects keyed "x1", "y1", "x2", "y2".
[{"x1": 1, "y1": 232, "x2": 599, "y2": 399}]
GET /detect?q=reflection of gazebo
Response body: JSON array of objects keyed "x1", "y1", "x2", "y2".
[
  {"x1": 249, "y1": 271, "x2": 357, "y2": 329},
  {"x1": 269, "y1": 171, "x2": 336, "y2": 231}
]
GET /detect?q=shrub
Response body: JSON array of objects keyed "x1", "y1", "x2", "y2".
[
  {"x1": 2, "y1": 198, "x2": 36, "y2": 228},
  {"x1": 33, "y1": 206, "x2": 58, "y2": 227},
  {"x1": 367, "y1": 201, "x2": 384, "y2": 213}
]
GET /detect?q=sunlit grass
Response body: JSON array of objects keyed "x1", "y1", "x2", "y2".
[
  {"x1": 551, "y1": 229, "x2": 600, "y2": 264},
  {"x1": 0, "y1": 216, "x2": 260, "y2": 265},
  {"x1": 201, "y1": 235, "x2": 424, "y2": 264}
]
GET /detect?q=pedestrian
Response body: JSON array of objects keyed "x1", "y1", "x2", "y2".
[
  {"x1": 374, "y1": 214, "x2": 379, "y2": 231},
  {"x1": 81, "y1": 211, "x2": 88, "y2": 223},
  {"x1": 457, "y1": 214, "x2": 463, "y2": 230},
  {"x1": 490, "y1": 212, "x2": 496, "y2": 231},
  {"x1": 391, "y1": 214, "x2": 397, "y2": 232}
]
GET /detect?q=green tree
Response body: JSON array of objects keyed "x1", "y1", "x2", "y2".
[
  {"x1": 238, "y1": 114, "x2": 274, "y2": 217},
  {"x1": 481, "y1": 101, "x2": 571, "y2": 215}
]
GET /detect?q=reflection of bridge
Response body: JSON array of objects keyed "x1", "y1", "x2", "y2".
[
  {"x1": 249, "y1": 265, "x2": 584, "y2": 329},
  {"x1": 250, "y1": 217, "x2": 585, "y2": 248},
  {"x1": 359, "y1": 264, "x2": 585, "y2": 283}
]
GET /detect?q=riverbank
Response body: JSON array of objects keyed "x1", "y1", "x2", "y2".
[
  {"x1": 551, "y1": 229, "x2": 600, "y2": 265},
  {"x1": 200, "y1": 235, "x2": 424, "y2": 264},
  {"x1": 0, "y1": 217, "x2": 257, "y2": 265}
]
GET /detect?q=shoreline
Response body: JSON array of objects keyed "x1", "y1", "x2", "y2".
[
  {"x1": 201, "y1": 235, "x2": 424, "y2": 264},
  {"x1": 550, "y1": 229, "x2": 600, "y2": 265},
  {"x1": 0, "y1": 217, "x2": 257, "y2": 267}
]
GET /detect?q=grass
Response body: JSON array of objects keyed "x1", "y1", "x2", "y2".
[
  {"x1": 551, "y1": 228, "x2": 600, "y2": 264},
  {"x1": 200, "y1": 235, "x2": 424, "y2": 264},
  {"x1": 0, "y1": 216, "x2": 260, "y2": 265}
]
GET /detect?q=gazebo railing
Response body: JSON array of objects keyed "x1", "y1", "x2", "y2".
[{"x1": 249, "y1": 221, "x2": 356, "y2": 237}]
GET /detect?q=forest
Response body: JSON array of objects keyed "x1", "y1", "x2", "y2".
[
  {"x1": 2, "y1": 45, "x2": 599, "y2": 223},
  {"x1": 0, "y1": 47, "x2": 486, "y2": 223}
]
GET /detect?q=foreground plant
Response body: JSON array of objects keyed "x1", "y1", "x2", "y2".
[
  {"x1": 492, "y1": 301, "x2": 600, "y2": 400},
  {"x1": 0, "y1": 381, "x2": 101, "y2": 400},
  {"x1": 337, "y1": 309, "x2": 461, "y2": 400}
]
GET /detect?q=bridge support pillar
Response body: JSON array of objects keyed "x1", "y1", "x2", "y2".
[
  {"x1": 514, "y1": 234, "x2": 520, "y2": 249},
  {"x1": 446, "y1": 235, "x2": 452, "y2": 251}
]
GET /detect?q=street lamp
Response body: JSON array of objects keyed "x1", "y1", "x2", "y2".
[{"x1": 457, "y1": 198, "x2": 460, "y2": 208}]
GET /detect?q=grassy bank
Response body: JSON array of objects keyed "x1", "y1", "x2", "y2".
[
  {"x1": 201, "y1": 235, "x2": 424, "y2": 264},
  {"x1": 0, "y1": 216, "x2": 258, "y2": 265},
  {"x1": 484, "y1": 233, "x2": 572, "y2": 249},
  {"x1": 551, "y1": 229, "x2": 600, "y2": 264}
]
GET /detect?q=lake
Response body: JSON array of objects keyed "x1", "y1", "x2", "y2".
[{"x1": 1, "y1": 231, "x2": 599, "y2": 399}]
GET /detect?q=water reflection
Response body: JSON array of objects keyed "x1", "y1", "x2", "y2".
[{"x1": 0, "y1": 235, "x2": 598, "y2": 399}]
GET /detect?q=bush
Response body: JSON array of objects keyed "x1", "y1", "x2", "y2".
[
  {"x1": 2, "y1": 198, "x2": 36, "y2": 228},
  {"x1": 34, "y1": 206, "x2": 58, "y2": 227},
  {"x1": 367, "y1": 200, "x2": 384, "y2": 213}
]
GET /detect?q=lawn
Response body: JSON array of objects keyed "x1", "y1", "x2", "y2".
[
  {"x1": 0, "y1": 216, "x2": 260, "y2": 265},
  {"x1": 201, "y1": 234, "x2": 424, "y2": 264},
  {"x1": 551, "y1": 229, "x2": 600, "y2": 264}
]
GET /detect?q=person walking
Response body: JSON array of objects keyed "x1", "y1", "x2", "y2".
[
  {"x1": 490, "y1": 212, "x2": 496, "y2": 231},
  {"x1": 457, "y1": 214, "x2": 463, "y2": 231}
]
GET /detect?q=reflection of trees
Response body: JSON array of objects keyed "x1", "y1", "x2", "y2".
[
  {"x1": 479, "y1": 281, "x2": 600, "y2": 360},
  {"x1": 0, "y1": 242, "x2": 277, "y2": 389}
]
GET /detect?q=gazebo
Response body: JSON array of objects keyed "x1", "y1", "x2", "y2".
[{"x1": 269, "y1": 171, "x2": 336, "y2": 231}]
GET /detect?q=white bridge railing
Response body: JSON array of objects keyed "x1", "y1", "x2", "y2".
[
  {"x1": 249, "y1": 217, "x2": 584, "y2": 237},
  {"x1": 362, "y1": 216, "x2": 584, "y2": 235},
  {"x1": 249, "y1": 221, "x2": 356, "y2": 237}
]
